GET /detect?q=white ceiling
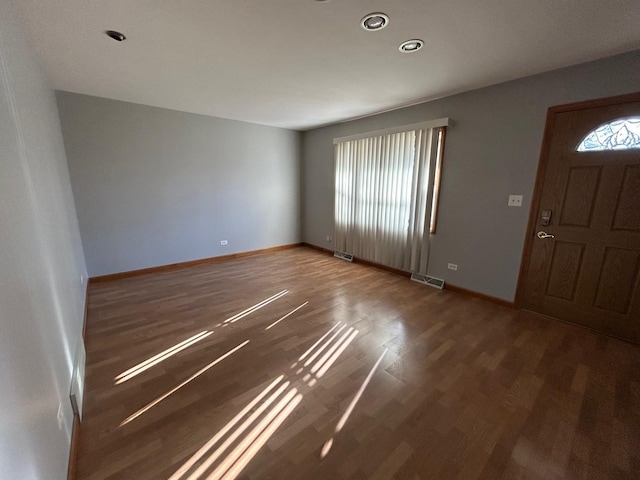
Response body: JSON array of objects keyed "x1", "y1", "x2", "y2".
[{"x1": 15, "y1": 0, "x2": 640, "y2": 130}]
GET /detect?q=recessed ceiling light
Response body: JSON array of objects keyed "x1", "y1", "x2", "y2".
[
  {"x1": 399, "y1": 39, "x2": 424, "y2": 53},
  {"x1": 106, "y1": 30, "x2": 126, "y2": 42},
  {"x1": 361, "y1": 13, "x2": 389, "y2": 31}
]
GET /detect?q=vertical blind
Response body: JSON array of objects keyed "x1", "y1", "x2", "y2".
[{"x1": 334, "y1": 123, "x2": 444, "y2": 274}]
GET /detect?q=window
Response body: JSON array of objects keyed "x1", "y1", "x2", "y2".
[
  {"x1": 333, "y1": 119, "x2": 448, "y2": 273},
  {"x1": 577, "y1": 117, "x2": 640, "y2": 151}
]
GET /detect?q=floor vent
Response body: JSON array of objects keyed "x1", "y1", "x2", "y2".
[
  {"x1": 334, "y1": 251, "x2": 354, "y2": 262},
  {"x1": 411, "y1": 273, "x2": 445, "y2": 289}
]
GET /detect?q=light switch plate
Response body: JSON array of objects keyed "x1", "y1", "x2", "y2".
[{"x1": 508, "y1": 195, "x2": 523, "y2": 207}]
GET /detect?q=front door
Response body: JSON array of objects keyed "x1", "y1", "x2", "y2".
[{"x1": 520, "y1": 94, "x2": 640, "y2": 343}]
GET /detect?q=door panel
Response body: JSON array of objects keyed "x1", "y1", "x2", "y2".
[
  {"x1": 521, "y1": 97, "x2": 640, "y2": 343},
  {"x1": 559, "y1": 166, "x2": 600, "y2": 227},
  {"x1": 545, "y1": 241, "x2": 585, "y2": 300},
  {"x1": 593, "y1": 247, "x2": 640, "y2": 314},
  {"x1": 612, "y1": 165, "x2": 640, "y2": 231}
]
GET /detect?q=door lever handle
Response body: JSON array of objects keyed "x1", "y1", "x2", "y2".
[{"x1": 537, "y1": 231, "x2": 555, "y2": 239}]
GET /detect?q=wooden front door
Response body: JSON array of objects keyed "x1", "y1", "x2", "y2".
[{"x1": 520, "y1": 94, "x2": 640, "y2": 343}]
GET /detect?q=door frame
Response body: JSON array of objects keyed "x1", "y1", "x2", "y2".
[{"x1": 515, "y1": 91, "x2": 640, "y2": 308}]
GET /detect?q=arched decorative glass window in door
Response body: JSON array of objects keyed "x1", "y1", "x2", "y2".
[{"x1": 576, "y1": 117, "x2": 640, "y2": 151}]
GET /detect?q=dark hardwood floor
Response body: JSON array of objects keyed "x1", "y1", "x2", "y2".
[{"x1": 77, "y1": 247, "x2": 640, "y2": 480}]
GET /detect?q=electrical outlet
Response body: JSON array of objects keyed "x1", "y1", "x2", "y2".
[
  {"x1": 220, "y1": 240, "x2": 228, "y2": 246},
  {"x1": 448, "y1": 263, "x2": 458, "y2": 271},
  {"x1": 508, "y1": 195, "x2": 523, "y2": 207},
  {"x1": 326, "y1": 235, "x2": 332, "y2": 242}
]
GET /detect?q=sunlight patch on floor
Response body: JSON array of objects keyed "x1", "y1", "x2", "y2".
[
  {"x1": 169, "y1": 320, "x2": 363, "y2": 479},
  {"x1": 265, "y1": 301, "x2": 309, "y2": 330},
  {"x1": 120, "y1": 340, "x2": 250, "y2": 426},
  {"x1": 321, "y1": 348, "x2": 388, "y2": 458},
  {"x1": 223, "y1": 290, "x2": 289, "y2": 325},
  {"x1": 115, "y1": 331, "x2": 213, "y2": 385}
]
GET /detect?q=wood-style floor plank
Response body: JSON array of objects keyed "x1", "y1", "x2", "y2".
[{"x1": 77, "y1": 247, "x2": 640, "y2": 480}]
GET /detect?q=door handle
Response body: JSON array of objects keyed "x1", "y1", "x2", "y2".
[{"x1": 537, "y1": 231, "x2": 555, "y2": 239}]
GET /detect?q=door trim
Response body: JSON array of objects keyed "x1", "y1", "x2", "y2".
[{"x1": 515, "y1": 91, "x2": 640, "y2": 308}]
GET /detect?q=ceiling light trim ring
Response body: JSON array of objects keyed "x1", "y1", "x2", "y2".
[
  {"x1": 399, "y1": 39, "x2": 424, "y2": 53},
  {"x1": 361, "y1": 13, "x2": 389, "y2": 31},
  {"x1": 106, "y1": 30, "x2": 126, "y2": 42}
]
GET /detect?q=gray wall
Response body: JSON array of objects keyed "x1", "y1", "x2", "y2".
[
  {"x1": 0, "y1": 1, "x2": 88, "y2": 478},
  {"x1": 302, "y1": 50, "x2": 640, "y2": 302},
  {"x1": 57, "y1": 92, "x2": 301, "y2": 277}
]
